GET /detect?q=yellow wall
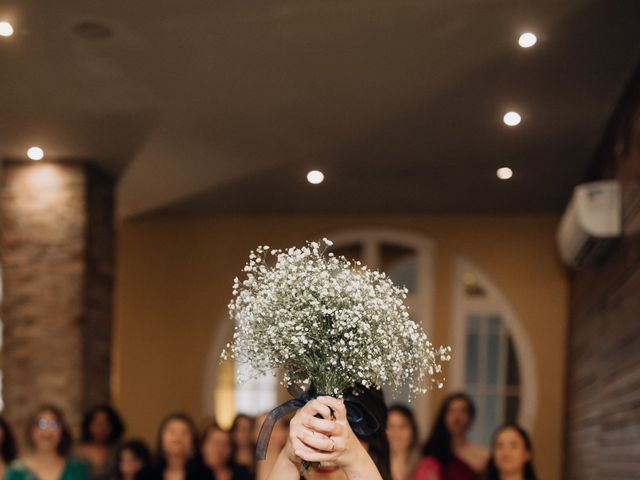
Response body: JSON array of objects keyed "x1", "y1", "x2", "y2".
[{"x1": 113, "y1": 214, "x2": 567, "y2": 480}]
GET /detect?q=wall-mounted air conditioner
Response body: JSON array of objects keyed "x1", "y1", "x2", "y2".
[{"x1": 557, "y1": 180, "x2": 621, "y2": 269}]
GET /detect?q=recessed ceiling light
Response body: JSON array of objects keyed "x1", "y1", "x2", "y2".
[
  {"x1": 503, "y1": 111, "x2": 522, "y2": 126},
  {"x1": 27, "y1": 146, "x2": 45, "y2": 161},
  {"x1": 0, "y1": 21, "x2": 14, "y2": 37},
  {"x1": 307, "y1": 170, "x2": 324, "y2": 185},
  {"x1": 518, "y1": 32, "x2": 537, "y2": 48},
  {"x1": 496, "y1": 167, "x2": 513, "y2": 180}
]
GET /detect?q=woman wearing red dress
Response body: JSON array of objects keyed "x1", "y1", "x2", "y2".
[{"x1": 413, "y1": 394, "x2": 488, "y2": 480}]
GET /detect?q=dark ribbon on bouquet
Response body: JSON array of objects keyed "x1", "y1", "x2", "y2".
[{"x1": 255, "y1": 384, "x2": 380, "y2": 460}]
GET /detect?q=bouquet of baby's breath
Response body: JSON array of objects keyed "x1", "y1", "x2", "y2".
[{"x1": 222, "y1": 238, "x2": 451, "y2": 398}]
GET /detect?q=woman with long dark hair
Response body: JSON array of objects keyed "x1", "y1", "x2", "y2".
[
  {"x1": 484, "y1": 425, "x2": 537, "y2": 480},
  {"x1": 144, "y1": 413, "x2": 212, "y2": 480},
  {"x1": 265, "y1": 387, "x2": 391, "y2": 480},
  {"x1": 386, "y1": 405, "x2": 420, "y2": 480},
  {"x1": 229, "y1": 415, "x2": 255, "y2": 475},
  {"x1": 413, "y1": 393, "x2": 488, "y2": 480},
  {"x1": 6, "y1": 405, "x2": 89, "y2": 480},
  {"x1": 115, "y1": 440, "x2": 151, "y2": 480},
  {"x1": 201, "y1": 423, "x2": 252, "y2": 480},
  {"x1": 0, "y1": 415, "x2": 19, "y2": 478},
  {"x1": 77, "y1": 405, "x2": 126, "y2": 480}
]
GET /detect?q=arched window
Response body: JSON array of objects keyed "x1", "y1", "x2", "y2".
[{"x1": 450, "y1": 257, "x2": 537, "y2": 445}]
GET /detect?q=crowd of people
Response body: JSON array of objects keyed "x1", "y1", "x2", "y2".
[
  {"x1": 388, "y1": 394, "x2": 537, "y2": 480},
  {"x1": 0, "y1": 393, "x2": 538, "y2": 480}
]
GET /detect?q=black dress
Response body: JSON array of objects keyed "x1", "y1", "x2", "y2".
[
  {"x1": 212, "y1": 464, "x2": 253, "y2": 480},
  {"x1": 140, "y1": 461, "x2": 214, "y2": 480}
]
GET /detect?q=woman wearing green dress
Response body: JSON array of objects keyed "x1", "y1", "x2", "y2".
[{"x1": 6, "y1": 405, "x2": 89, "y2": 480}]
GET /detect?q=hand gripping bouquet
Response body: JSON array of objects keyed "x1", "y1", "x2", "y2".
[{"x1": 222, "y1": 239, "x2": 451, "y2": 461}]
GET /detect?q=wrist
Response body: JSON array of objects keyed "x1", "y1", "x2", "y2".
[
  {"x1": 265, "y1": 443, "x2": 303, "y2": 480},
  {"x1": 283, "y1": 439, "x2": 301, "y2": 466},
  {"x1": 341, "y1": 442, "x2": 373, "y2": 473}
]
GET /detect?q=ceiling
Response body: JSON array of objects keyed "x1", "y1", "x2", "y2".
[{"x1": 1, "y1": 0, "x2": 639, "y2": 219}]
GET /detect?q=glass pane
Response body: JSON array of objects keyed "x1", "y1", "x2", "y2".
[
  {"x1": 484, "y1": 394, "x2": 499, "y2": 446},
  {"x1": 505, "y1": 394, "x2": 520, "y2": 424},
  {"x1": 465, "y1": 332, "x2": 479, "y2": 385},
  {"x1": 487, "y1": 333, "x2": 501, "y2": 386},
  {"x1": 467, "y1": 393, "x2": 483, "y2": 445},
  {"x1": 235, "y1": 363, "x2": 277, "y2": 416},
  {"x1": 386, "y1": 257, "x2": 418, "y2": 293},
  {"x1": 488, "y1": 315, "x2": 501, "y2": 333},
  {"x1": 468, "y1": 314, "x2": 481, "y2": 333},
  {"x1": 380, "y1": 244, "x2": 417, "y2": 293},
  {"x1": 506, "y1": 336, "x2": 520, "y2": 387},
  {"x1": 328, "y1": 244, "x2": 362, "y2": 262}
]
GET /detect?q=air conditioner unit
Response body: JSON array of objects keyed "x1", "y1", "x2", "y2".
[{"x1": 557, "y1": 180, "x2": 621, "y2": 269}]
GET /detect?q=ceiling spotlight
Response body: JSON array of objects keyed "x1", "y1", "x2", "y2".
[
  {"x1": 0, "y1": 21, "x2": 14, "y2": 37},
  {"x1": 27, "y1": 146, "x2": 45, "y2": 161},
  {"x1": 496, "y1": 167, "x2": 513, "y2": 180},
  {"x1": 503, "y1": 111, "x2": 522, "y2": 126},
  {"x1": 307, "y1": 170, "x2": 324, "y2": 185},
  {"x1": 518, "y1": 32, "x2": 537, "y2": 48}
]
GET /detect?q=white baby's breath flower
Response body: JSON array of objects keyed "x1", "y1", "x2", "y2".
[{"x1": 222, "y1": 239, "x2": 450, "y2": 396}]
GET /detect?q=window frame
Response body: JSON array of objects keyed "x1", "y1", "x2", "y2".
[{"x1": 450, "y1": 256, "x2": 538, "y2": 436}]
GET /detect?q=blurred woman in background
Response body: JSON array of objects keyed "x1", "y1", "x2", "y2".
[
  {"x1": 200, "y1": 423, "x2": 252, "y2": 480},
  {"x1": 77, "y1": 405, "x2": 126, "y2": 480},
  {"x1": 145, "y1": 413, "x2": 212, "y2": 480},
  {"x1": 386, "y1": 405, "x2": 420, "y2": 480},
  {"x1": 414, "y1": 393, "x2": 488, "y2": 480},
  {"x1": 115, "y1": 440, "x2": 151, "y2": 480},
  {"x1": 0, "y1": 416, "x2": 19, "y2": 478},
  {"x1": 484, "y1": 425, "x2": 537, "y2": 480},
  {"x1": 6, "y1": 405, "x2": 89, "y2": 480},
  {"x1": 229, "y1": 416, "x2": 255, "y2": 475}
]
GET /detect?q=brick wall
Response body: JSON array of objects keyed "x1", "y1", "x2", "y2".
[
  {"x1": 564, "y1": 64, "x2": 640, "y2": 479},
  {"x1": 0, "y1": 162, "x2": 114, "y2": 438}
]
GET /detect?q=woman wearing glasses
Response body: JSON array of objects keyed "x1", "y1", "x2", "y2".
[{"x1": 6, "y1": 405, "x2": 89, "y2": 480}]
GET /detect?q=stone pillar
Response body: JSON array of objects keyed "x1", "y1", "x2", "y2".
[
  {"x1": 0, "y1": 161, "x2": 114, "y2": 437},
  {"x1": 83, "y1": 167, "x2": 115, "y2": 409}
]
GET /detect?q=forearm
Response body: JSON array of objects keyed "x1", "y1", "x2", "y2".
[
  {"x1": 342, "y1": 447, "x2": 383, "y2": 480},
  {"x1": 265, "y1": 446, "x2": 301, "y2": 480}
]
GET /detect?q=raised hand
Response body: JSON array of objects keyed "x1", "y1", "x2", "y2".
[
  {"x1": 270, "y1": 396, "x2": 382, "y2": 480},
  {"x1": 294, "y1": 396, "x2": 363, "y2": 468}
]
